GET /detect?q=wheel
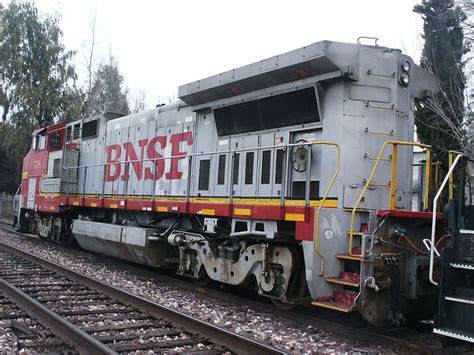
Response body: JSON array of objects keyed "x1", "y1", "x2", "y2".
[
  {"x1": 360, "y1": 289, "x2": 391, "y2": 328},
  {"x1": 192, "y1": 267, "x2": 211, "y2": 287}
]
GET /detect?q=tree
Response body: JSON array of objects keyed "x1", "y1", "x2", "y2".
[
  {"x1": 0, "y1": 1, "x2": 82, "y2": 192},
  {"x1": 86, "y1": 56, "x2": 130, "y2": 116},
  {"x1": 0, "y1": 122, "x2": 21, "y2": 192},
  {"x1": 131, "y1": 89, "x2": 147, "y2": 114},
  {"x1": 414, "y1": 0, "x2": 470, "y2": 159},
  {"x1": 0, "y1": 1, "x2": 82, "y2": 127},
  {"x1": 80, "y1": 7, "x2": 99, "y2": 118},
  {"x1": 457, "y1": 0, "x2": 474, "y2": 46}
]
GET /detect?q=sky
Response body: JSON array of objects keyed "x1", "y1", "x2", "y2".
[{"x1": 9, "y1": 0, "x2": 426, "y2": 107}]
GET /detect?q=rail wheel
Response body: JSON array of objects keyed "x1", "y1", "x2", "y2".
[
  {"x1": 192, "y1": 266, "x2": 211, "y2": 287},
  {"x1": 360, "y1": 289, "x2": 390, "y2": 328}
]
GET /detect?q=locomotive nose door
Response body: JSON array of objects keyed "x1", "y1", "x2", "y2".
[{"x1": 27, "y1": 177, "x2": 36, "y2": 209}]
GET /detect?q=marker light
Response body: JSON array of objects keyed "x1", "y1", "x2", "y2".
[
  {"x1": 400, "y1": 73, "x2": 410, "y2": 86},
  {"x1": 401, "y1": 60, "x2": 411, "y2": 73}
]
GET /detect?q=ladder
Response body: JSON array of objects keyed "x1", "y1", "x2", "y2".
[{"x1": 432, "y1": 154, "x2": 474, "y2": 342}]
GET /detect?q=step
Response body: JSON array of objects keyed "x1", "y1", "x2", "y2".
[
  {"x1": 336, "y1": 247, "x2": 362, "y2": 261},
  {"x1": 335, "y1": 290, "x2": 357, "y2": 305},
  {"x1": 312, "y1": 290, "x2": 357, "y2": 312},
  {"x1": 451, "y1": 262, "x2": 474, "y2": 270},
  {"x1": 336, "y1": 254, "x2": 362, "y2": 261},
  {"x1": 311, "y1": 300, "x2": 352, "y2": 312},
  {"x1": 325, "y1": 272, "x2": 360, "y2": 288},
  {"x1": 347, "y1": 223, "x2": 368, "y2": 237},
  {"x1": 445, "y1": 296, "x2": 474, "y2": 305},
  {"x1": 433, "y1": 328, "x2": 474, "y2": 343},
  {"x1": 342, "y1": 208, "x2": 371, "y2": 213}
]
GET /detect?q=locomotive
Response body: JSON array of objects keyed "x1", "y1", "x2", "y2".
[{"x1": 15, "y1": 38, "x2": 461, "y2": 330}]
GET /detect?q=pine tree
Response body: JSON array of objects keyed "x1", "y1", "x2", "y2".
[{"x1": 414, "y1": 0, "x2": 469, "y2": 160}]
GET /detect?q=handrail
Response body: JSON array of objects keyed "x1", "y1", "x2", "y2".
[
  {"x1": 61, "y1": 140, "x2": 340, "y2": 207},
  {"x1": 349, "y1": 141, "x2": 431, "y2": 256},
  {"x1": 448, "y1": 150, "x2": 463, "y2": 200},
  {"x1": 64, "y1": 141, "x2": 327, "y2": 171},
  {"x1": 448, "y1": 150, "x2": 469, "y2": 200},
  {"x1": 311, "y1": 142, "x2": 341, "y2": 276},
  {"x1": 429, "y1": 153, "x2": 463, "y2": 286}
]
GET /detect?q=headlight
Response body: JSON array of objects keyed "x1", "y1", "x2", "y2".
[
  {"x1": 400, "y1": 73, "x2": 410, "y2": 86},
  {"x1": 401, "y1": 60, "x2": 411, "y2": 73}
]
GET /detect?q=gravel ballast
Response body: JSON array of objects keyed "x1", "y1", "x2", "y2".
[{"x1": 0, "y1": 230, "x2": 389, "y2": 353}]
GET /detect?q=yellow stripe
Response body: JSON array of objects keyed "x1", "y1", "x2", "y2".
[
  {"x1": 39, "y1": 193, "x2": 337, "y2": 209},
  {"x1": 72, "y1": 202, "x2": 79, "y2": 206},
  {"x1": 155, "y1": 196, "x2": 186, "y2": 202},
  {"x1": 110, "y1": 203, "x2": 118, "y2": 208},
  {"x1": 234, "y1": 208, "x2": 251, "y2": 216},
  {"x1": 234, "y1": 198, "x2": 277, "y2": 206},
  {"x1": 190, "y1": 197, "x2": 227, "y2": 204},
  {"x1": 40, "y1": 193, "x2": 62, "y2": 198},
  {"x1": 190, "y1": 197, "x2": 338, "y2": 208},
  {"x1": 49, "y1": 206, "x2": 55, "y2": 210},
  {"x1": 22, "y1": 172, "x2": 28, "y2": 179},
  {"x1": 90, "y1": 202, "x2": 98, "y2": 207},
  {"x1": 156, "y1": 206, "x2": 168, "y2": 212},
  {"x1": 201, "y1": 209, "x2": 215, "y2": 216},
  {"x1": 285, "y1": 213, "x2": 305, "y2": 221}
]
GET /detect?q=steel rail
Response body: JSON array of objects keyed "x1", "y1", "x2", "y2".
[
  {"x1": 63, "y1": 243, "x2": 447, "y2": 354},
  {"x1": 0, "y1": 241, "x2": 283, "y2": 355},
  {"x1": 0, "y1": 277, "x2": 116, "y2": 355},
  {"x1": 0, "y1": 224, "x2": 456, "y2": 354}
]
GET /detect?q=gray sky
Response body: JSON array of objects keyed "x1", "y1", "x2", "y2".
[{"x1": 27, "y1": 1, "x2": 425, "y2": 107}]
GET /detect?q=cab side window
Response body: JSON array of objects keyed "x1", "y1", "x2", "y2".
[
  {"x1": 49, "y1": 132, "x2": 61, "y2": 149},
  {"x1": 34, "y1": 132, "x2": 46, "y2": 150}
]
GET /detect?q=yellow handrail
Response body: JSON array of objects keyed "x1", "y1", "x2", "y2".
[
  {"x1": 423, "y1": 149, "x2": 432, "y2": 210},
  {"x1": 448, "y1": 150, "x2": 464, "y2": 200},
  {"x1": 313, "y1": 142, "x2": 341, "y2": 276},
  {"x1": 433, "y1": 161, "x2": 441, "y2": 210},
  {"x1": 349, "y1": 141, "x2": 431, "y2": 256}
]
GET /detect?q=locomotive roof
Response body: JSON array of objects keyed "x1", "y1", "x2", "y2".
[{"x1": 177, "y1": 40, "x2": 396, "y2": 107}]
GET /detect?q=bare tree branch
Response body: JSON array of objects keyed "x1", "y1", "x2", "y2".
[
  {"x1": 418, "y1": 53, "x2": 470, "y2": 154},
  {"x1": 82, "y1": 6, "x2": 99, "y2": 117}
]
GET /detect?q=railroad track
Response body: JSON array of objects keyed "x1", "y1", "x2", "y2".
[
  {"x1": 0, "y1": 239, "x2": 282, "y2": 354},
  {"x1": 1, "y1": 219, "x2": 473, "y2": 354},
  {"x1": 0, "y1": 288, "x2": 75, "y2": 353}
]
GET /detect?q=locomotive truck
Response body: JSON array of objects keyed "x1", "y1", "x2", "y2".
[{"x1": 14, "y1": 39, "x2": 472, "y2": 337}]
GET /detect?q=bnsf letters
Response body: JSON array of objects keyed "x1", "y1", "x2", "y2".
[{"x1": 105, "y1": 132, "x2": 193, "y2": 182}]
